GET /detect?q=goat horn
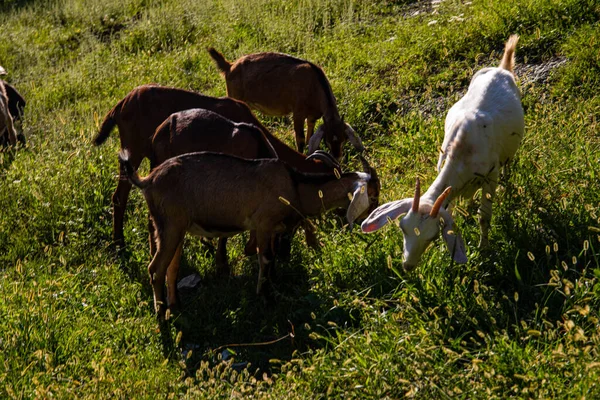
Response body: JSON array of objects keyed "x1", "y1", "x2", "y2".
[
  {"x1": 306, "y1": 150, "x2": 341, "y2": 170},
  {"x1": 412, "y1": 177, "x2": 420, "y2": 213},
  {"x1": 345, "y1": 124, "x2": 365, "y2": 152},
  {"x1": 307, "y1": 125, "x2": 325, "y2": 154},
  {"x1": 430, "y1": 186, "x2": 451, "y2": 217}
]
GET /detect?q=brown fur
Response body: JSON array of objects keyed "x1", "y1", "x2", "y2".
[
  {"x1": 119, "y1": 151, "x2": 379, "y2": 317},
  {"x1": 208, "y1": 49, "x2": 361, "y2": 158},
  {"x1": 94, "y1": 84, "x2": 334, "y2": 248}
]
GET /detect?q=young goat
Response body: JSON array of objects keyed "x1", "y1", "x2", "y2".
[
  {"x1": 0, "y1": 68, "x2": 18, "y2": 146},
  {"x1": 361, "y1": 35, "x2": 524, "y2": 270},
  {"x1": 208, "y1": 48, "x2": 364, "y2": 159},
  {"x1": 119, "y1": 150, "x2": 379, "y2": 317},
  {"x1": 149, "y1": 108, "x2": 340, "y2": 270},
  {"x1": 94, "y1": 85, "x2": 334, "y2": 248}
]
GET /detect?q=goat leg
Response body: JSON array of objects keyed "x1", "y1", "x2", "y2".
[
  {"x1": 215, "y1": 238, "x2": 230, "y2": 276},
  {"x1": 478, "y1": 171, "x2": 498, "y2": 248},
  {"x1": 166, "y1": 241, "x2": 184, "y2": 313},
  {"x1": 112, "y1": 156, "x2": 142, "y2": 248},
  {"x1": 306, "y1": 118, "x2": 316, "y2": 144},
  {"x1": 2, "y1": 111, "x2": 17, "y2": 146},
  {"x1": 244, "y1": 231, "x2": 258, "y2": 256},
  {"x1": 303, "y1": 220, "x2": 319, "y2": 249},
  {"x1": 148, "y1": 227, "x2": 184, "y2": 319},
  {"x1": 293, "y1": 114, "x2": 306, "y2": 153},
  {"x1": 256, "y1": 231, "x2": 275, "y2": 296}
]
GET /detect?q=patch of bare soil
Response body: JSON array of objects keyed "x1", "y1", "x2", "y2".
[{"x1": 515, "y1": 57, "x2": 567, "y2": 86}]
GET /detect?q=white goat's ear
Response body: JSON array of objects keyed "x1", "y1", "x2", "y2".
[
  {"x1": 360, "y1": 199, "x2": 412, "y2": 233},
  {"x1": 0, "y1": 66, "x2": 6, "y2": 76},
  {"x1": 346, "y1": 183, "x2": 369, "y2": 229},
  {"x1": 439, "y1": 208, "x2": 468, "y2": 263},
  {"x1": 345, "y1": 124, "x2": 364, "y2": 152},
  {"x1": 308, "y1": 125, "x2": 325, "y2": 154}
]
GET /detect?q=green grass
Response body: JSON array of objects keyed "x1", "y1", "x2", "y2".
[{"x1": 1, "y1": 0, "x2": 599, "y2": 398}]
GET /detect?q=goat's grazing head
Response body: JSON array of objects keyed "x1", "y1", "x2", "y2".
[
  {"x1": 361, "y1": 178, "x2": 467, "y2": 269},
  {"x1": 346, "y1": 155, "x2": 380, "y2": 229},
  {"x1": 308, "y1": 119, "x2": 364, "y2": 160}
]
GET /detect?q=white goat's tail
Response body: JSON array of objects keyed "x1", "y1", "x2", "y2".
[{"x1": 499, "y1": 35, "x2": 519, "y2": 73}]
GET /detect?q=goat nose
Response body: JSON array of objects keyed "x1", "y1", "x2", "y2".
[{"x1": 403, "y1": 262, "x2": 416, "y2": 272}]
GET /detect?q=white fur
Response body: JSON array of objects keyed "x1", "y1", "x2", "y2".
[{"x1": 362, "y1": 36, "x2": 524, "y2": 269}]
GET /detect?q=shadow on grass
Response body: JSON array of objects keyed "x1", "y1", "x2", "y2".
[{"x1": 169, "y1": 254, "x2": 319, "y2": 376}]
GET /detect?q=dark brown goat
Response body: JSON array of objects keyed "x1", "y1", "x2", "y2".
[
  {"x1": 150, "y1": 108, "x2": 340, "y2": 273},
  {"x1": 0, "y1": 68, "x2": 18, "y2": 146},
  {"x1": 2, "y1": 81, "x2": 26, "y2": 124},
  {"x1": 119, "y1": 150, "x2": 379, "y2": 317},
  {"x1": 94, "y1": 85, "x2": 335, "y2": 248},
  {"x1": 208, "y1": 49, "x2": 364, "y2": 159}
]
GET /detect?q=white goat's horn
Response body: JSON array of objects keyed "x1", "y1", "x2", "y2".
[
  {"x1": 345, "y1": 124, "x2": 364, "y2": 152},
  {"x1": 430, "y1": 186, "x2": 451, "y2": 217},
  {"x1": 412, "y1": 177, "x2": 420, "y2": 213}
]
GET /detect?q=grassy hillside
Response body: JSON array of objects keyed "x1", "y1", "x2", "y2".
[{"x1": 1, "y1": 0, "x2": 599, "y2": 398}]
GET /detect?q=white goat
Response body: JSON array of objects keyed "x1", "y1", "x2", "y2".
[{"x1": 361, "y1": 35, "x2": 524, "y2": 269}]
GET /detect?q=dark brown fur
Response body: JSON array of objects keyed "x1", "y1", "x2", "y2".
[
  {"x1": 95, "y1": 84, "x2": 334, "y2": 248},
  {"x1": 120, "y1": 150, "x2": 379, "y2": 318},
  {"x1": 0, "y1": 80, "x2": 17, "y2": 146}
]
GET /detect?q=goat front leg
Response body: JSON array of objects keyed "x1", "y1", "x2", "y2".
[
  {"x1": 478, "y1": 172, "x2": 498, "y2": 248},
  {"x1": 306, "y1": 118, "x2": 317, "y2": 144},
  {"x1": 256, "y1": 231, "x2": 275, "y2": 296},
  {"x1": 293, "y1": 113, "x2": 307, "y2": 153},
  {"x1": 215, "y1": 238, "x2": 230, "y2": 276},
  {"x1": 1, "y1": 111, "x2": 17, "y2": 146}
]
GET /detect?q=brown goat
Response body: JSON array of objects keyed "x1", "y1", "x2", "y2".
[
  {"x1": 0, "y1": 68, "x2": 18, "y2": 147},
  {"x1": 94, "y1": 84, "x2": 334, "y2": 248},
  {"x1": 119, "y1": 150, "x2": 379, "y2": 318},
  {"x1": 208, "y1": 49, "x2": 364, "y2": 159},
  {"x1": 150, "y1": 108, "x2": 341, "y2": 273}
]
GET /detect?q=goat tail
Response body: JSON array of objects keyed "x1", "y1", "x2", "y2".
[
  {"x1": 207, "y1": 47, "x2": 232, "y2": 75},
  {"x1": 118, "y1": 149, "x2": 149, "y2": 189},
  {"x1": 499, "y1": 34, "x2": 519, "y2": 73},
  {"x1": 93, "y1": 97, "x2": 125, "y2": 146}
]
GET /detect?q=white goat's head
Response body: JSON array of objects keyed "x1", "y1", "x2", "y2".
[{"x1": 361, "y1": 178, "x2": 467, "y2": 270}]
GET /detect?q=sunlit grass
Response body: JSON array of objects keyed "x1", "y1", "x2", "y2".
[{"x1": 0, "y1": 0, "x2": 599, "y2": 397}]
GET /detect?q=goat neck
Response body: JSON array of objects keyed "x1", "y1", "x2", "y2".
[{"x1": 295, "y1": 173, "x2": 367, "y2": 217}]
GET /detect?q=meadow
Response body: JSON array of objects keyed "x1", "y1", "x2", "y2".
[{"x1": 0, "y1": 0, "x2": 599, "y2": 397}]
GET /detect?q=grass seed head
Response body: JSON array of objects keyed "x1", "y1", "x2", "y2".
[{"x1": 278, "y1": 196, "x2": 291, "y2": 206}]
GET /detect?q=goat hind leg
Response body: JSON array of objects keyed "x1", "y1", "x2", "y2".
[
  {"x1": 165, "y1": 241, "x2": 184, "y2": 313},
  {"x1": 148, "y1": 229, "x2": 184, "y2": 318},
  {"x1": 112, "y1": 156, "x2": 142, "y2": 247}
]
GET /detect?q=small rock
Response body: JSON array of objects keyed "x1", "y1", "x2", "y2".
[{"x1": 177, "y1": 273, "x2": 202, "y2": 291}]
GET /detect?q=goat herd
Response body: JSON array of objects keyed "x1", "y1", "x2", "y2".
[{"x1": 0, "y1": 35, "x2": 524, "y2": 321}]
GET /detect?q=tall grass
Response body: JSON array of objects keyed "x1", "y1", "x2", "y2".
[{"x1": 0, "y1": 0, "x2": 599, "y2": 397}]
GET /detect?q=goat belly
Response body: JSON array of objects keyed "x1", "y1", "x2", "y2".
[{"x1": 188, "y1": 223, "x2": 243, "y2": 238}]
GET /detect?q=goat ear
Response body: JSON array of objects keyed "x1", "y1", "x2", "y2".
[
  {"x1": 308, "y1": 125, "x2": 325, "y2": 154},
  {"x1": 0, "y1": 66, "x2": 6, "y2": 76},
  {"x1": 345, "y1": 124, "x2": 364, "y2": 152},
  {"x1": 346, "y1": 183, "x2": 369, "y2": 229},
  {"x1": 438, "y1": 208, "x2": 468, "y2": 264},
  {"x1": 360, "y1": 199, "x2": 412, "y2": 233}
]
